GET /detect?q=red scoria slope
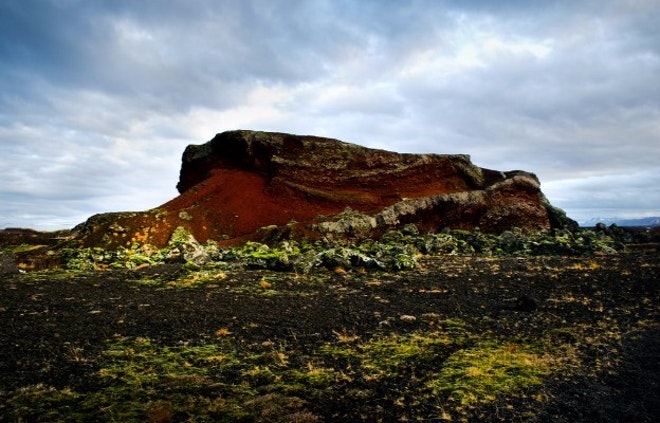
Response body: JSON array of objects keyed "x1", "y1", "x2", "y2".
[{"x1": 73, "y1": 130, "x2": 575, "y2": 248}]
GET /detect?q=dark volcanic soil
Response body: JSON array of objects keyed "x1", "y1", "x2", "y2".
[{"x1": 1, "y1": 254, "x2": 659, "y2": 422}]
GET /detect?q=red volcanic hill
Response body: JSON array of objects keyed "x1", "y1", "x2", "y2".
[{"x1": 74, "y1": 130, "x2": 575, "y2": 248}]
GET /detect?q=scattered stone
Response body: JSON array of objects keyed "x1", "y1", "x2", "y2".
[
  {"x1": 165, "y1": 248, "x2": 182, "y2": 263},
  {"x1": 165, "y1": 226, "x2": 212, "y2": 266},
  {"x1": 259, "y1": 279, "x2": 272, "y2": 289},
  {"x1": 108, "y1": 222, "x2": 126, "y2": 233},
  {"x1": 514, "y1": 294, "x2": 539, "y2": 312},
  {"x1": 334, "y1": 266, "x2": 347, "y2": 275}
]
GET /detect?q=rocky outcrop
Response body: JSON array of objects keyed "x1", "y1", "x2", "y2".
[
  {"x1": 73, "y1": 130, "x2": 575, "y2": 248},
  {"x1": 0, "y1": 251, "x2": 18, "y2": 274},
  {"x1": 0, "y1": 228, "x2": 74, "y2": 271}
]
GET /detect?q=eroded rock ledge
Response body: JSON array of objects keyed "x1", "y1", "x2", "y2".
[{"x1": 74, "y1": 130, "x2": 575, "y2": 248}]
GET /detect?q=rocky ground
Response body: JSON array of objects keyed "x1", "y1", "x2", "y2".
[{"x1": 0, "y1": 252, "x2": 658, "y2": 422}]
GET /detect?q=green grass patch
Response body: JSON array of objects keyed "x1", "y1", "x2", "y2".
[
  {"x1": 6, "y1": 336, "x2": 320, "y2": 422},
  {"x1": 5, "y1": 322, "x2": 562, "y2": 422},
  {"x1": 128, "y1": 269, "x2": 228, "y2": 288},
  {"x1": 428, "y1": 341, "x2": 553, "y2": 406},
  {"x1": 356, "y1": 326, "x2": 470, "y2": 380}
]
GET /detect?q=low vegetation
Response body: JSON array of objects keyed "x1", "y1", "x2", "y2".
[
  {"x1": 58, "y1": 223, "x2": 641, "y2": 274},
  {"x1": 1, "y1": 225, "x2": 658, "y2": 421},
  {"x1": 2, "y1": 320, "x2": 579, "y2": 422}
]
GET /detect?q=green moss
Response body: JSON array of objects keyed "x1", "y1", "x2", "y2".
[
  {"x1": 5, "y1": 319, "x2": 570, "y2": 422},
  {"x1": 233, "y1": 241, "x2": 303, "y2": 270},
  {"x1": 129, "y1": 269, "x2": 228, "y2": 288},
  {"x1": 51, "y1": 226, "x2": 627, "y2": 277},
  {"x1": 6, "y1": 385, "x2": 89, "y2": 421},
  {"x1": 148, "y1": 207, "x2": 168, "y2": 217},
  {"x1": 178, "y1": 211, "x2": 193, "y2": 221},
  {"x1": 357, "y1": 332, "x2": 462, "y2": 379},
  {"x1": 6, "y1": 336, "x2": 269, "y2": 422},
  {"x1": 167, "y1": 226, "x2": 195, "y2": 248},
  {"x1": 129, "y1": 255, "x2": 153, "y2": 266},
  {"x1": 287, "y1": 365, "x2": 337, "y2": 389},
  {"x1": 427, "y1": 341, "x2": 553, "y2": 406},
  {"x1": 8, "y1": 244, "x2": 45, "y2": 253}
]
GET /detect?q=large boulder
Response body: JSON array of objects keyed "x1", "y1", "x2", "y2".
[{"x1": 74, "y1": 130, "x2": 576, "y2": 248}]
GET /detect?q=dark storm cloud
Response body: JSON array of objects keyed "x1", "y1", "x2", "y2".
[{"x1": 0, "y1": 0, "x2": 658, "y2": 228}]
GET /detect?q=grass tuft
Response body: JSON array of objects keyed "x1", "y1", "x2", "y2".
[{"x1": 428, "y1": 341, "x2": 553, "y2": 406}]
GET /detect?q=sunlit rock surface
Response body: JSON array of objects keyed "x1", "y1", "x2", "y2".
[{"x1": 74, "y1": 130, "x2": 575, "y2": 248}]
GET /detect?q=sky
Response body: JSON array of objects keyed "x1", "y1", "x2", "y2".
[{"x1": 1, "y1": 0, "x2": 659, "y2": 230}]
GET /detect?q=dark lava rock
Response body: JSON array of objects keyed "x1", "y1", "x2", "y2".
[{"x1": 514, "y1": 294, "x2": 539, "y2": 312}]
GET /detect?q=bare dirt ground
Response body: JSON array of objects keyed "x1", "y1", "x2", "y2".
[{"x1": 1, "y1": 253, "x2": 658, "y2": 422}]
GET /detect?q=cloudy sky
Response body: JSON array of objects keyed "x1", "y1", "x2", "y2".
[{"x1": 1, "y1": 0, "x2": 659, "y2": 229}]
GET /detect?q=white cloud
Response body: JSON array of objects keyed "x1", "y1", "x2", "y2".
[
  {"x1": 543, "y1": 168, "x2": 660, "y2": 223},
  {"x1": 0, "y1": 0, "x2": 659, "y2": 229}
]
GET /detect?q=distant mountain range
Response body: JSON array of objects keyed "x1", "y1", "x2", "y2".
[{"x1": 580, "y1": 216, "x2": 660, "y2": 227}]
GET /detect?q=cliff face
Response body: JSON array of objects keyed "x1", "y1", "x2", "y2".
[{"x1": 74, "y1": 130, "x2": 575, "y2": 248}]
